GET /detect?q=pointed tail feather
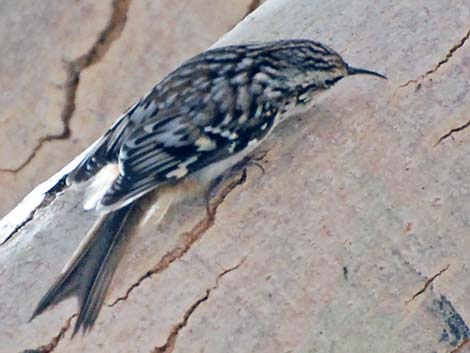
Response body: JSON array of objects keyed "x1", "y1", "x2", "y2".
[{"x1": 31, "y1": 205, "x2": 135, "y2": 335}]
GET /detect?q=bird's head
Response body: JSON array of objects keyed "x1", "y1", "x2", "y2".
[{"x1": 292, "y1": 40, "x2": 386, "y2": 97}]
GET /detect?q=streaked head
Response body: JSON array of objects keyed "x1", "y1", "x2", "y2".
[{"x1": 296, "y1": 39, "x2": 386, "y2": 91}]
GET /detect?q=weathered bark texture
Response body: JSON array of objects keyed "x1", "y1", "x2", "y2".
[{"x1": 1, "y1": 0, "x2": 470, "y2": 352}]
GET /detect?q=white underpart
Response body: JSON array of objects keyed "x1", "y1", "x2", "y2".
[
  {"x1": 196, "y1": 134, "x2": 267, "y2": 186},
  {"x1": 83, "y1": 164, "x2": 120, "y2": 210}
]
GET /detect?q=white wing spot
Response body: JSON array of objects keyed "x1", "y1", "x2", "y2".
[
  {"x1": 166, "y1": 167, "x2": 188, "y2": 179},
  {"x1": 229, "y1": 132, "x2": 238, "y2": 140},
  {"x1": 83, "y1": 164, "x2": 120, "y2": 210},
  {"x1": 196, "y1": 136, "x2": 216, "y2": 151},
  {"x1": 232, "y1": 72, "x2": 248, "y2": 84},
  {"x1": 228, "y1": 142, "x2": 237, "y2": 153},
  {"x1": 262, "y1": 66, "x2": 280, "y2": 75},
  {"x1": 237, "y1": 57, "x2": 253, "y2": 69},
  {"x1": 254, "y1": 104, "x2": 263, "y2": 119},
  {"x1": 193, "y1": 76, "x2": 207, "y2": 86},
  {"x1": 204, "y1": 126, "x2": 222, "y2": 134},
  {"x1": 165, "y1": 156, "x2": 199, "y2": 179},
  {"x1": 166, "y1": 92, "x2": 179, "y2": 105},
  {"x1": 238, "y1": 113, "x2": 247, "y2": 124},
  {"x1": 253, "y1": 72, "x2": 271, "y2": 82}
]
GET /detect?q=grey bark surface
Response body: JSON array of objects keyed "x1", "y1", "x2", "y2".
[{"x1": 1, "y1": 0, "x2": 470, "y2": 352}]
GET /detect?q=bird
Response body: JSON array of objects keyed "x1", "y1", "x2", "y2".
[{"x1": 30, "y1": 39, "x2": 386, "y2": 334}]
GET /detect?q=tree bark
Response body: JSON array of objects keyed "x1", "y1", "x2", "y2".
[{"x1": 2, "y1": 0, "x2": 470, "y2": 352}]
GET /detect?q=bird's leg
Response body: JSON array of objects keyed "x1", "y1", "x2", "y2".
[
  {"x1": 204, "y1": 148, "x2": 269, "y2": 218},
  {"x1": 243, "y1": 159, "x2": 265, "y2": 176},
  {"x1": 233, "y1": 149, "x2": 269, "y2": 176},
  {"x1": 250, "y1": 149, "x2": 269, "y2": 162}
]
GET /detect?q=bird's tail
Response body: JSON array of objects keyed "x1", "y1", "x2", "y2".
[{"x1": 30, "y1": 204, "x2": 135, "y2": 335}]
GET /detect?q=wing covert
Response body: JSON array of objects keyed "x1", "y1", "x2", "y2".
[
  {"x1": 88, "y1": 45, "x2": 287, "y2": 210},
  {"x1": 99, "y1": 95, "x2": 278, "y2": 210}
]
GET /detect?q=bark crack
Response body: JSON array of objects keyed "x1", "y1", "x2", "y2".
[
  {"x1": 0, "y1": 0, "x2": 132, "y2": 174},
  {"x1": 152, "y1": 257, "x2": 247, "y2": 353},
  {"x1": 405, "y1": 264, "x2": 450, "y2": 304},
  {"x1": 21, "y1": 314, "x2": 77, "y2": 353},
  {"x1": 434, "y1": 119, "x2": 470, "y2": 147},
  {"x1": 108, "y1": 170, "x2": 247, "y2": 307},
  {"x1": 394, "y1": 27, "x2": 470, "y2": 94}
]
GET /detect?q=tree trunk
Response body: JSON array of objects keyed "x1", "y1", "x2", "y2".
[{"x1": 2, "y1": 0, "x2": 470, "y2": 352}]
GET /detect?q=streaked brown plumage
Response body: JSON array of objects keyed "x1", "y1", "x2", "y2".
[{"x1": 31, "y1": 39, "x2": 385, "y2": 334}]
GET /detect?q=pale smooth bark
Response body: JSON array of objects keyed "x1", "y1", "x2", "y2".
[{"x1": 2, "y1": 0, "x2": 470, "y2": 352}]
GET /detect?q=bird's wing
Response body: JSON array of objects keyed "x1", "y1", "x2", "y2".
[
  {"x1": 67, "y1": 44, "x2": 290, "y2": 209},
  {"x1": 66, "y1": 53, "x2": 221, "y2": 185},
  {"x1": 99, "y1": 96, "x2": 278, "y2": 210},
  {"x1": 66, "y1": 100, "x2": 146, "y2": 184}
]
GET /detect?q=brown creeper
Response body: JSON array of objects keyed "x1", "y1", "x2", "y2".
[{"x1": 30, "y1": 39, "x2": 385, "y2": 334}]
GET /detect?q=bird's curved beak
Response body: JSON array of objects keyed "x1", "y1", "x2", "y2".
[{"x1": 347, "y1": 65, "x2": 387, "y2": 79}]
